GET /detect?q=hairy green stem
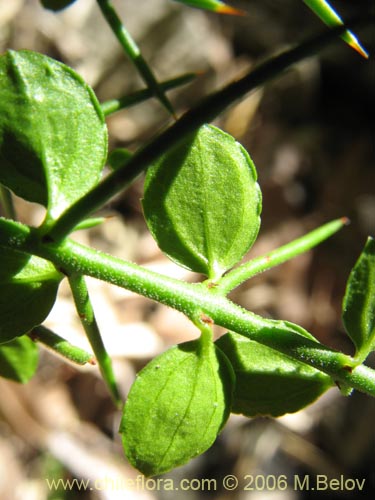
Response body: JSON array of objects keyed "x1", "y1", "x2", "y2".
[
  {"x1": 1, "y1": 217, "x2": 374, "y2": 397},
  {"x1": 96, "y1": 0, "x2": 174, "y2": 116},
  {"x1": 30, "y1": 325, "x2": 95, "y2": 366},
  {"x1": 44, "y1": 19, "x2": 370, "y2": 243},
  {"x1": 218, "y1": 218, "x2": 349, "y2": 294},
  {"x1": 101, "y1": 73, "x2": 195, "y2": 116},
  {"x1": 68, "y1": 273, "x2": 121, "y2": 405}
]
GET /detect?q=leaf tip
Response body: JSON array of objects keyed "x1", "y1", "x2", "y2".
[
  {"x1": 348, "y1": 39, "x2": 369, "y2": 60},
  {"x1": 340, "y1": 216, "x2": 350, "y2": 226},
  {"x1": 342, "y1": 29, "x2": 369, "y2": 59},
  {"x1": 215, "y1": 4, "x2": 246, "y2": 16}
]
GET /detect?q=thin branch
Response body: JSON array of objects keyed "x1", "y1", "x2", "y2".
[{"x1": 44, "y1": 17, "x2": 372, "y2": 243}]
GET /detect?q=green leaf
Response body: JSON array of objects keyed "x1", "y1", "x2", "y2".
[
  {"x1": 0, "y1": 335, "x2": 39, "y2": 383},
  {"x1": 0, "y1": 246, "x2": 63, "y2": 343},
  {"x1": 303, "y1": 0, "x2": 368, "y2": 58},
  {"x1": 31, "y1": 325, "x2": 94, "y2": 366},
  {"x1": 218, "y1": 218, "x2": 349, "y2": 294},
  {"x1": 73, "y1": 217, "x2": 106, "y2": 232},
  {"x1": 342, "y1": 237, "x2": 375, "y2": 362},
  {"x1": 173, "y1": 0, "x2": 244, "y2": 15},
  {"x1": 120, "y1": 339, "x2": 234, "y2": 476},
  {"x1": 216, "y1": 332, "x2": 333, "y2": 417},
  {"x1": 0, "y1": 50, "x2": 107, "y2": 223},
  {"x1": 40, "y1": 0, "x2": 77, "y2": 11},
  {"x1": 142, "y1": 125, "x2": 262, "y2": 279}
]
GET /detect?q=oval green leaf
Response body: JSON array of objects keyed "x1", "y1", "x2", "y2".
[
  {"x1": 142, "y1": 125, "x2": 262, "y2": 279},
  {"x1": 342, "y1": 237, "x2": 375, "y2": 362},
  {"x1": 120, "y1": 339, "x2": 234, "y2": 476},
  {"x1": 216, "y1": 331, "x2": 333, "y2": 417},
  {"x1": 0, "y1": 335, "x2": 39, "y2": 383},
  {"x1": 0, "y1": 246, "x2": 63, "y2": 343},
  {"x1": 0, "y1": 50, "x2": 107, "y2": 223}
]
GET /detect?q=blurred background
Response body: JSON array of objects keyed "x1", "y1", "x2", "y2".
[{"x1": 0, "y1": 0, "x2": 374, "y2": 498}]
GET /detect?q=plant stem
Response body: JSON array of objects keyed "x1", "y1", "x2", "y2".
[
  {"x1": 1, "y1": 218, "x2": 374, "y2": 397},
  {"x1": 44, "y1": 18, "x2": 370, "y2": 243},
  {"x1": 218, "y1": 217, "x2": 349, "y2": 294},
  {"x1": 37, "y1": 239, "x2": 375, "y2": 398},
  {"x1": 68, "y1": 273, "x2": 121, "y2": 405},
  {"x1": 101, "y1": 73, "x2": 196, "y2": 116},
  {"x1": 96, "y1": 0, "x2": 175, "y2": 116},
  {"x1": 30, "y1": 325, "x2": 95, "y2": 366},
  {"x1": 194, "y1": 314, "x2": 214, "y2": 355}
]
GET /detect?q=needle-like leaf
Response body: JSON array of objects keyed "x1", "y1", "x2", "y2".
[
  {"x1": 97, "y1": 0, "x2": 176, "y2": 116},
  {"x1": 303, "y1": 0, "x2": 369, "y2": 58}
]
